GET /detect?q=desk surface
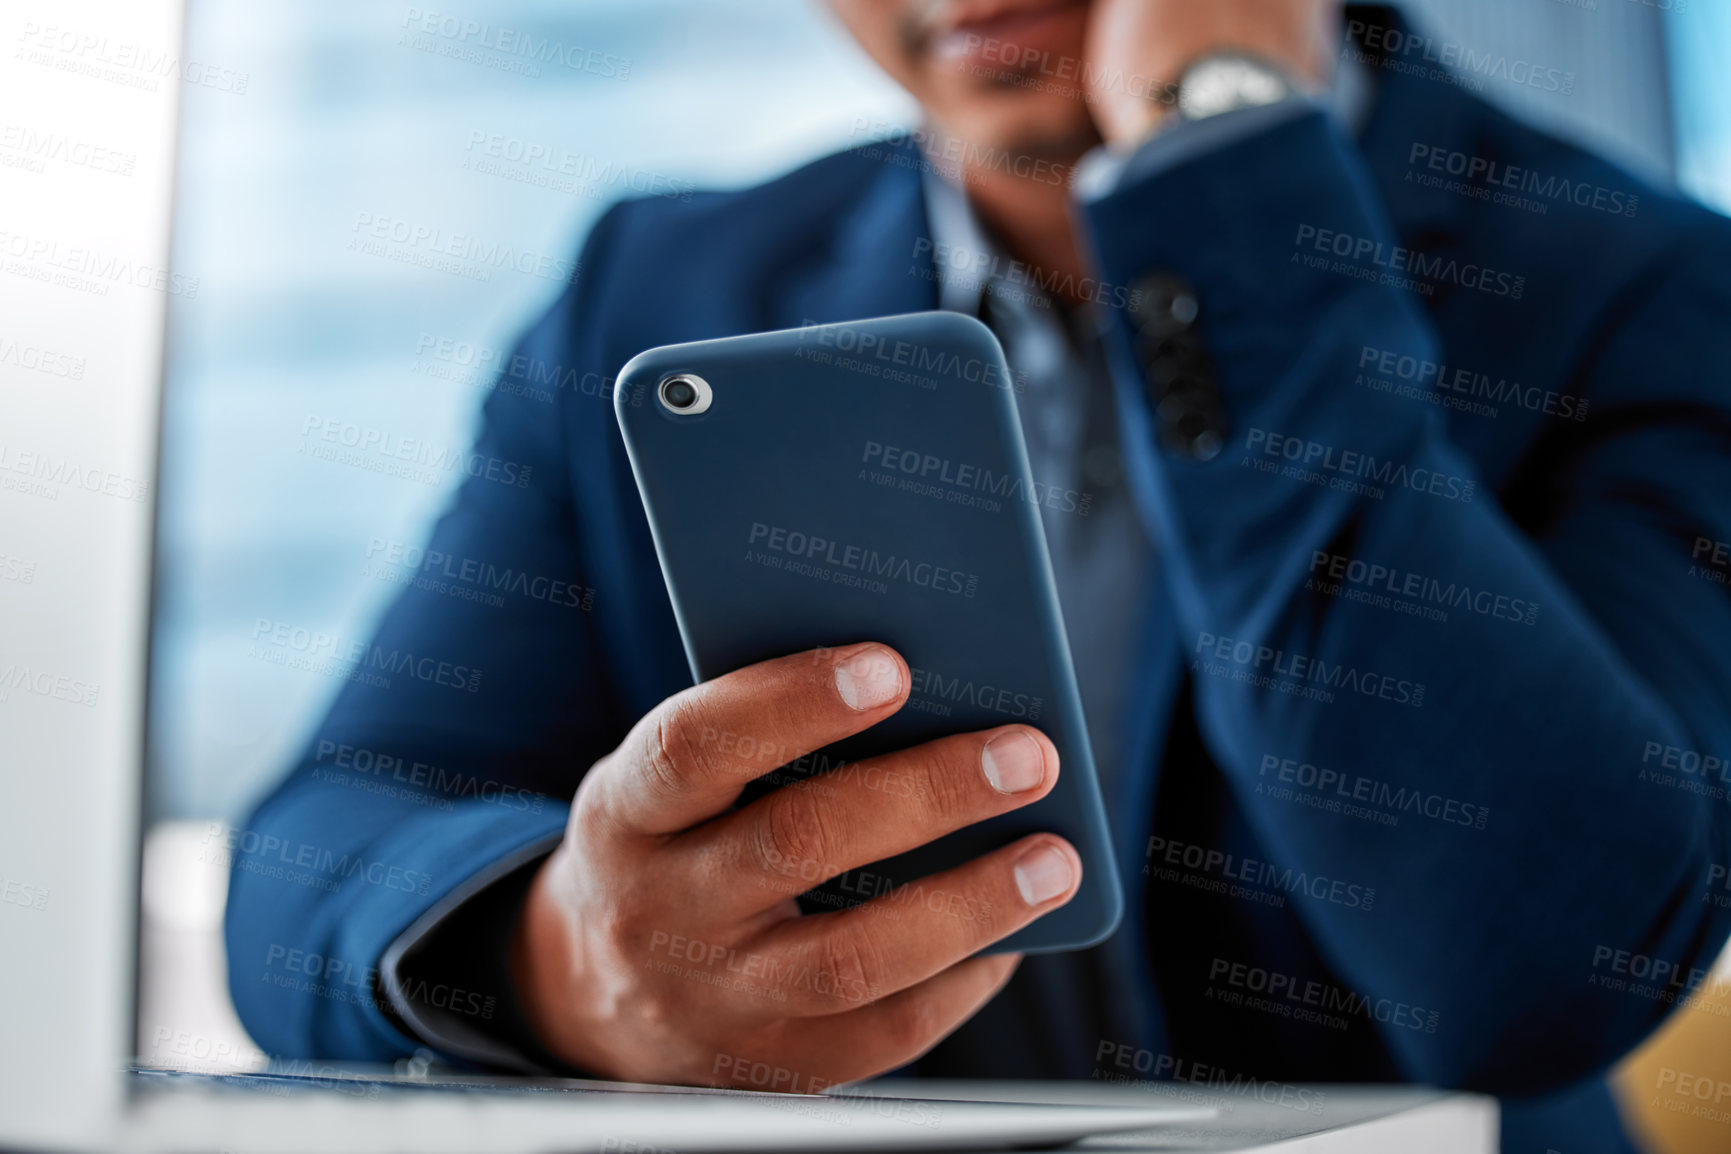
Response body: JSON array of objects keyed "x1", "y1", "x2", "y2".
[
  {"x1": 853, "y1": 1081, "x2": 1497, "y2": 1152},
  {"x1": 125, "y1": 1067, "x2": 1495, "y2": 1154}
]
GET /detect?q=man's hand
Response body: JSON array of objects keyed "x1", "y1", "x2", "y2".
[
  {"x1": 1084, "y1": 0, "x2": 1341, "y2": 147},
  {"x1": 511, "y1": 642, "x2": 1081, "y2": 1090}
]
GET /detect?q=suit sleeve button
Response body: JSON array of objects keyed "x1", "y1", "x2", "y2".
[{"x1": 1129, "y1": 273, "x2": 1201, "y2": 338}]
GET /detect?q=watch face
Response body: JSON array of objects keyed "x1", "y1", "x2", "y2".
[{"x1": 1179, "y1": 55, "x2": 1293, "y2": 121}]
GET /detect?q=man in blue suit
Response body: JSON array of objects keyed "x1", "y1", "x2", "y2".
[{"x1": 225, "y1": 3, "x2": 1731, "y2": 1150}]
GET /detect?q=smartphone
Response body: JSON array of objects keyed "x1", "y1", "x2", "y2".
[{"x1": 613, "y1": 311, "x2": 1121, "y2": 954}]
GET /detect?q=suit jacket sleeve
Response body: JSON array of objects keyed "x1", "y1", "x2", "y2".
[
  {"x1": 1082, "y1": 107, "x2": 1731, "y2": 1094},
  {"x1": 223, "y1": 206, "x2": 636, "y2": 1063}
]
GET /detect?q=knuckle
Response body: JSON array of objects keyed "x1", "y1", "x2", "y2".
[
  {"x1": 753, "y1": 787, "x2": 840, "y2": 880},
  {"x1": 636, "y1": 992, "x2": 678, "y2": 1037},
  {"x1": 594, "y1": 903, "x2": 640, "y2": 953},
  {"x1": 626, "y1": 971, "x2": 684, "y2": 1032},
  {"x1": 571, "y1": 772, "x2": 619, "y2": 845},
  {"x1": 641, "y1": 702, "x2": 707, "y2": 799},
  {"x1": 882, "y1": 990, "x2": 943, "y2": 1053},
  {"x1": 919, "y1": 740, "x2": 986, "y2": 825},
  {"x1": 959, "y1": 887, "x2": 1006, "y2": 941},
  {"x1": 816, "y1": 930, "x2": 883, "y2": 1008}
]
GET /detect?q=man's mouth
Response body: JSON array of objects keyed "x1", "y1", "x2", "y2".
[{"x1": 916, "y1": 0, "x2": 1090, "y2": 70}]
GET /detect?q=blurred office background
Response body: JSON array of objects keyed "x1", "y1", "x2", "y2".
[{"x1": 140, "y1": 0, "x2": 1731, "y2": 1147}]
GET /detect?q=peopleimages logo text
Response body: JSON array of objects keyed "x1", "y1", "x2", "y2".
[
  {"x1": 748, "y1": 523, "x2": 979, "y2": 598},
  {"x1": 1246, "y1": 428, "x2": 1475, "y2": 503},
  {"x1": 1196, "y1": 632, "x2": 1425, "y2": 708},
  {"x1": 1358, "y1": 344, "x2": 1588, "y2": 422},
  {"x1": 1344, "y1": 19, "x2": 1575, "y2": 95},
  {"x1": 203, "y1": 824, "x2": 433, "y2": 896},
  {"x1": 797, "y1": 318, "x2": 1020, "y2": 391},
  {"x1": 863, "y1": 440, "x2": 1091, "y2": 516},
  {"x1": 399, "y1": 8, "x2": 631, "y2": 79},
  {"x1": 1294, "y1": 224, "x2": 1525, "y2": 299},
  {"x1": 301, "y1": 416, "x2": 532, "y2": 488},
  {"x1": 250, "y1": 618, "x2": 483, "y2": 693},
  {"x1": 1408, "y1": 144, "x2": 1638, "y2": 218},
  {"x1": 1209, "y1": 957, "x2": 1440, "y2": 1033},
  {"x1": 1308, "y1": 549, "x2": 1539, "y2": 626},
  {"x1": 909, "y1": 666, "x2": 1042, "y2": 721},
  {"x1": 1259, "y1": 755, "x2": 1490, "y2": 829}
]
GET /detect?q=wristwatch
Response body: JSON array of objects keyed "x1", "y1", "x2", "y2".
[{"x1": 1172, "y1": 51, "x2": 1299, "y2": 122}]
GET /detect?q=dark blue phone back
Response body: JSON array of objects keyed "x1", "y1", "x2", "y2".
[{"x1": 614, "y1": 312, "x2": 1121, "y2": 953}]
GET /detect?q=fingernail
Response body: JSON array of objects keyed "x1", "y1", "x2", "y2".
[
  {"x1": 835, "y1": 647, "x2": 902, "y2": 711},
  {"x1": 982, "y1": 732, "x2": 1045, "y2": 794},
  {"x1": 1014, "y1": 844, "x2": 1074, "y2": 906}
]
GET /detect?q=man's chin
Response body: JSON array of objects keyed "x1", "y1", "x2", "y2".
[{"x1": 949, "y1": 105, "x2": 1100, "y2": 171}]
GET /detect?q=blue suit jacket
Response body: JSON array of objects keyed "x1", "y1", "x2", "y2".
[{"x1": 227, "y1": 18, "x2": 1731, "y2": 1153}]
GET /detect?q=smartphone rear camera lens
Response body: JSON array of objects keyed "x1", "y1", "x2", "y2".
[{"x1": 658, "y1": 374, "x2": 712, "y2": 415}]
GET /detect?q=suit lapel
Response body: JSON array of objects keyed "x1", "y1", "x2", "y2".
[{"x1": 768, "y1": 138, "x2": 939, "y2": 329}]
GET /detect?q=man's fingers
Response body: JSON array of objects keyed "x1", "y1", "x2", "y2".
[
  {"x1": 705, "y1": 954, "x2": 1021, "y2": 1093},
  {"x1": 679, "y1": 725, "x2": 1060, "y2": 917},
  {"x1": 593, "y1": 643, "x2": 908, "y2": 834},
  {"x1": 754, "y1": 834, "x2": 1081, "y2": 1017}
]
